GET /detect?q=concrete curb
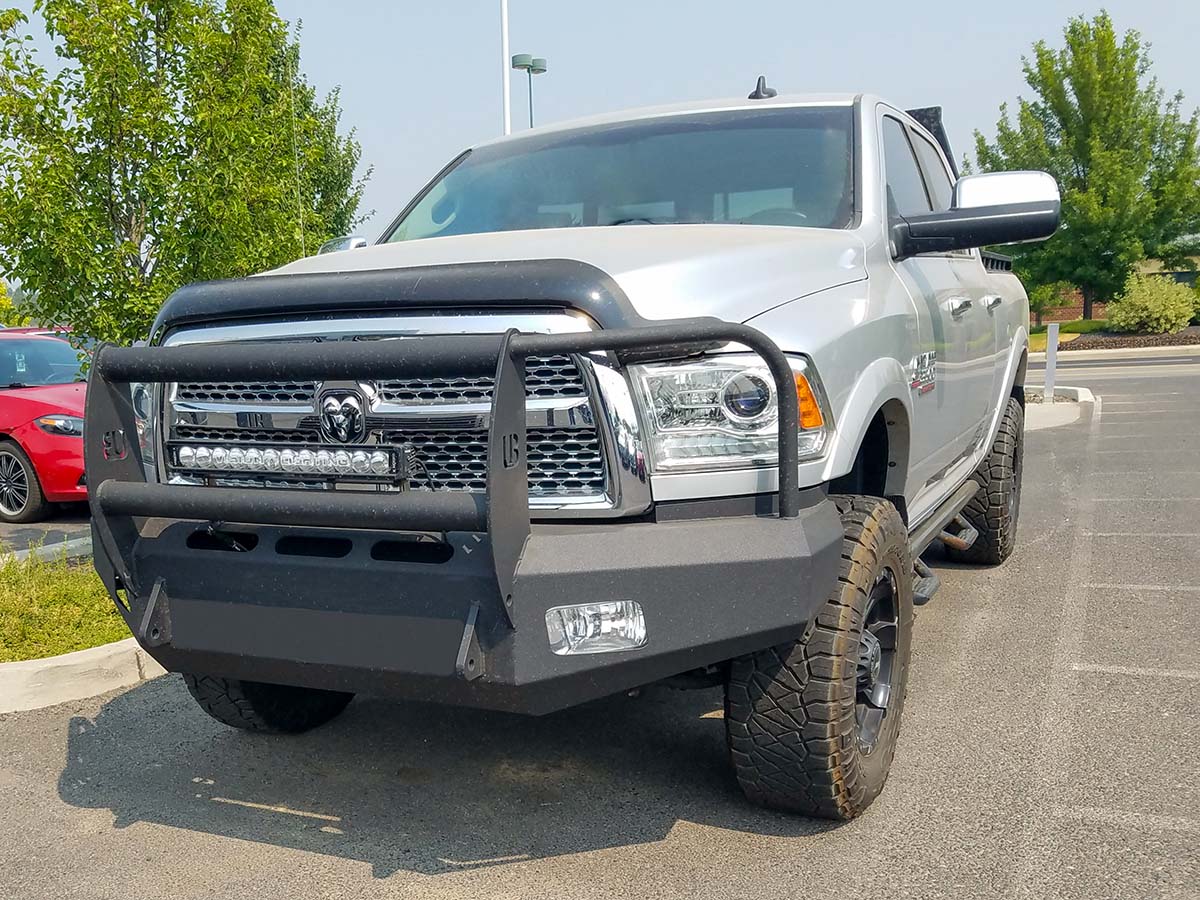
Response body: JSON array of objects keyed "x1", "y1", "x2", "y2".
[
  {"x1": 0, "y1": 637, "x2": 166, "y2": 715},
  {"x1": 1, "y1": 535, "x2": 166, "y2": 715},
  {"x1": 12, "y1": 534, "x2": 93, "y2": 562},
  {"x1": 1029, "y1": 344, "x2": 1200, "y2": 362}
]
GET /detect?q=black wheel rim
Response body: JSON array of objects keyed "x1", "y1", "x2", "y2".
[
  {"x1": 1008, "y1": 430, "x2": 1023, "y2": 526},
  {"x1": 0, "y1": 451, "x2": 28, "y2": 517},
  {"x1": 856, "y1": 567, "x2": 899, "y2": 756}
]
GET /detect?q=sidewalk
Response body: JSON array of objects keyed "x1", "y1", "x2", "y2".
[{"x1": 1029, "y1": 343, "x2": 1200, "y2": 362}]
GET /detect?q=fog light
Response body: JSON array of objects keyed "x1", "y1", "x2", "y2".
[{"x1": 545, "y1": 600, "x2": 647, "y2": 655}]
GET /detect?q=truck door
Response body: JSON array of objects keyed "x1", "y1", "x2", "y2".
[
  {"x1": 902, "y1": 121, "x2": 998, "y2": 451},
  {"x1": 881, "y1": 116, "x2": 989, "y2": 472}
]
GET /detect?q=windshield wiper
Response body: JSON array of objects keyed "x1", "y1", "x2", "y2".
[
  {"x1": 606, "y1": 217, "x2": 675, "y2": 226},
  {"x1": 3, "y1": 382, "x2": 29, "y2": 389}
]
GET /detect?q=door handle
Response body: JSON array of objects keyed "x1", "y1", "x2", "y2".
[
  {"x1": 949, "y1": 297, "x2": 972, "y2": 318},
  {"x1": 984, "y1": 295, "x2": 1003, "y2": 312}
]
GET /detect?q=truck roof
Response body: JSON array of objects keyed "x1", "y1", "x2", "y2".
[{"x1": 474, "y1": 92, "x2": 866, "y2": 150}]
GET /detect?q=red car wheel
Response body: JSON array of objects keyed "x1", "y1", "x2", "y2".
[{"x1": 0, "y1": 440, "x2": 49, "y2": 523}]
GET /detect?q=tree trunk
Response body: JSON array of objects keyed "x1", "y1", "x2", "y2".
[
  {"x1": 1080, "y1": 285, "x2": 1095, "y2": 321},
  {"x1": 1034, "y1": 310, "x2": 1043, "y2": 326}
]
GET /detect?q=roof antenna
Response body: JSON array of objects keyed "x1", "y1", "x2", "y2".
[{"x1": 748, "y1": 75, "x2": 777, "y2": 100}]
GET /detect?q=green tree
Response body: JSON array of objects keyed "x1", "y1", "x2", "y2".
[
  {"x1": 0, "y1": 279, "x2": 28, "y2": 325},
  {"x1": 974, "y1": 11, "x2": 1200, "y2": 319},
  {"x1": 0, "y1": 0, "x2": 369, "y2": 345}
]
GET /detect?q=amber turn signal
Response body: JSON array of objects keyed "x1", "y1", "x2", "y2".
[{"x1": 795, "y1": 374, "x2": 824, "y2": 429}]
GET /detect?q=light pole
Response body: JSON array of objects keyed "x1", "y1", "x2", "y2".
[
  {"x1": 511, "y1": 53, "x2": 547, "y2": 129},
  {"x1": 500, "y1": 0, "x2": 511, "y2": 134}
]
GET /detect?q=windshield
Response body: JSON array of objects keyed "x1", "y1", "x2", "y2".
[
  {"x1": 384, "y1": 107, "x2": 855, "y2": 242},
  {"x1": 0, "y1": 339, "x2": 85, "y2": 387}
]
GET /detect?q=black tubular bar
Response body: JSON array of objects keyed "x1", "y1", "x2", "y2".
[
  {"x1": 92, "y1": 317, "x2": 802, "y2": 519},
  {"x1": 96, "y1": 482, "x2": 488, "y2": 532}
]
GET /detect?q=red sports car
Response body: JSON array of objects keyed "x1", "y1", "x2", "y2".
[{"x1": 0, "y1": 332, "x2": 87, "y2": 522}]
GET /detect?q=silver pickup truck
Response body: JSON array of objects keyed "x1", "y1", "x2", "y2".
[{"x1": 84, "y1": 89, "x2": 1058, "y2": 819}]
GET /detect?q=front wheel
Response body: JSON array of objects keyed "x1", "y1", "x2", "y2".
[
  {"x1": 182, "y1": 674, "x2": 353, "y2": 734},
  {"x1": 0, "y1": 440, "x2": 50, "y2": 524},
  {"x1": 725, "y1": 495, "x2": 914, "y2": 819}
]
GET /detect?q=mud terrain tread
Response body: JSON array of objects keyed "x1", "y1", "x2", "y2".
[
  {"x1": 725, "y1": 495, "x2": 912, "y2": 819},
  {"x1": 183, "y1": 674, "x2": 353, "y2": 734},
  {"x1": 947, "y1": 397, "x2": 1024, "y2": 565}
]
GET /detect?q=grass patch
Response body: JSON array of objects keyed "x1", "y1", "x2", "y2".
[
  {"x1": 0, "y1": 550, "x2": 127, "y2": 663},
  {"x1": 1029, "y1": 331, "x2": 1080, "y2": 352},
  {"x1": 1031, "y1": 319, "x2": 1110, "y2": 335}
]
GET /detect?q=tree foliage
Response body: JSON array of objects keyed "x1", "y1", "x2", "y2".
[
  {"x1": 0, "y1": 0, "x2": 370, "y2": 345},
  {"x1": 974, "y1": 11, "x2": 1200, "y2": 318},
  {"x1": 0, "y1": 279, "x2": 27, "y2": 325}
]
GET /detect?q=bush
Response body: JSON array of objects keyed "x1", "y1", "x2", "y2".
[{"x1": 1106, "y1": 273, "x2": 1195, "y2": 335}]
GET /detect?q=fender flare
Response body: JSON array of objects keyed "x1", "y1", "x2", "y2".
[{"x1": 820, "y1": 356, "x2": 913, "y2": 491}]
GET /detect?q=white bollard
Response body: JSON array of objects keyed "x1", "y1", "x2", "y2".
[{"x1": 1044, "y1": 323, "x2": 1059, "y2": 404}]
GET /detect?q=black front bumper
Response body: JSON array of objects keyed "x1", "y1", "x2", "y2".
[
  {"x1": 85, "y1": 307, "x2": 841, "y2": 714},
  {"x1": 95, "y1": 499, "x2": 841, "y2": 714}
]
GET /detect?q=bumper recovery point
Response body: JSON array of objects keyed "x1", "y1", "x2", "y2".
[{"x1": 86, "y1": 318, "x2": 842, "y2": 715}]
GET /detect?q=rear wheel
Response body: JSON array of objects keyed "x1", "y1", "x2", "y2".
[
  {"x1": 182, "y1": 674, "x2": 353, "y2": 734},
  {"x1": 946, "y1": 396, "x2": 1024, "y2": 565},
  {"x1": 725, "y1": 495, "x2": 914, "y2": 819},
  {"x1": 0, "y1": 441, "x2": 49, "y2": 524}
]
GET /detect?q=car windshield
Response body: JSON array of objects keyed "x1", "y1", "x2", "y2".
[
  {"x1": 384, "y1": 106, "x2": 854, "y2": 242},
  {"x1": 0, "y1": 339, "x2": 85, "y2": 387}
]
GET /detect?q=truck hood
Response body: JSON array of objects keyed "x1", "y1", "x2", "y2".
[{"x1": 270, "y1": 226, "x2": 867, "y2": 323}]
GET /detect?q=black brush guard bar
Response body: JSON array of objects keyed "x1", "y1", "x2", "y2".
[{"x1": 85, "y1": 319, "x2": 801, "y2": 631}]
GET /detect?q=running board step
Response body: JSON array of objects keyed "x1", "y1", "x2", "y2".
[
  {"x1": 912, "y1": 558, "x2": 940, "y2": 606},
  {"x1": 939, "y1": 514, "x2": 979, "y2": 552}
]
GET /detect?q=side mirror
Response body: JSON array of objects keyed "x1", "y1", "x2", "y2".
[
  {"x1": 891, "y1": 171, "x2": 1060, "y2": 259},
  {"x1": 316, "y1": 235, "x2": 369, "y2": 255}
]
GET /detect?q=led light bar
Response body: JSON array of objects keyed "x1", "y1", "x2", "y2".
[{"x1": 173, "y1": 444, "x2": 394, "y2": 477}]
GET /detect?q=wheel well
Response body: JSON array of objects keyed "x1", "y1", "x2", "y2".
[
  {"x1": 1011, "y1": 349, "x2": 1028, "y2": 408},
  {"x1": 829, "y1": 401, "x2": 910, "y2": 522}
]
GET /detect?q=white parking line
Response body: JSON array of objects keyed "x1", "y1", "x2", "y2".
[
  {"x1": 1051, "y1": 805, "x2": 1200, "y2": 835},
  {"x1": 1090, "y1": 497, "x2": 1200, "y2": 502},
  {"x1": 1070, "y1": 662, "x2": 1200, "y2": 681},
  {"x1": 210, "y1": 797, "x2": 342, "y2": 822},
  {"x1": 1085, "y1": 532, "x2": 1200, "y2": 537},
  {"x1": 1084, "y1": 583, "x2": 1200, "y2": 592}
]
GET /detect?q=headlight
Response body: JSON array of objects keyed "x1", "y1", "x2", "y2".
[
  {"x1": 131, "y1": 383, "x2": 158, "y2": 475},
  {"x1": 630, "y1": 355, "x2": 831, "y2": 473},
  {"x1": 35, "y1": 415, "x2": 84, "y2": 437}
]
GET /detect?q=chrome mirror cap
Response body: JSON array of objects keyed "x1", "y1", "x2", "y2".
[{"x1": 952, "y1": 171, "x2": 1060, "y2": 210}]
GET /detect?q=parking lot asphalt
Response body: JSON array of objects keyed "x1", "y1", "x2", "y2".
[
  {"x1": 0, "y1": 504, "x2": 89, "y2": 554},
  {"x1": 0, "y1": 361, "x2": 1196, "y2": 900}
]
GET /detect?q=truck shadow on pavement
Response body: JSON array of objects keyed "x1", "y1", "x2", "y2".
[{"x1": 58, "y1": 674, "x2": 841, "y2": 877}]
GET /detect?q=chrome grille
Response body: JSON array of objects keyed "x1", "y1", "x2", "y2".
[
  {"x1": 176, "y1": 381, "x2": 318, "y2": 403},
  {"x1": 393, "y1": 428, "x2": 606, "y2": 494},
  {"x1": 166, "y1": 347, "x2": 608, "y2": 503}
]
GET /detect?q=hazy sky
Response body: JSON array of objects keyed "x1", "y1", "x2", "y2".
[{"x1": 17, "y1": 2, "x2": 1200, "y2": 238}]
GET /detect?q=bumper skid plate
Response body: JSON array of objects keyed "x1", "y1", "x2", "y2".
[{"x1": 86, "y1": 316, "x2": 842, "y2": 714}]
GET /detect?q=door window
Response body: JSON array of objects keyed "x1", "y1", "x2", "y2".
[
  {"x1": 911, "y1": 133, "x2": 954, "y2": 211},
  {"x1": 882, "y1": 116, "x2": 932, "y2": 218}
]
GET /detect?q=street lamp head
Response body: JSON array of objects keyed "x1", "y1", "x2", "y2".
[
  {"x1": 529, "y1": 57, "x2": 548, "y2": 75},
  {"x1": 511, "y1": 53, "x2": 533, "y2": 71}
]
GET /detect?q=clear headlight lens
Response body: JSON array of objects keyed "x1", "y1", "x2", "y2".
[
  {"x1": 35, "y1": 415, "x2": 84, "y2": 437},
  {"x1": 630, "y1": 355, "x2": 831, "y2": 473}
]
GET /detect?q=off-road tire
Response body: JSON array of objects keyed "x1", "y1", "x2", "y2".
[
  {"x1": 182, "y1": 674, "x2": 353, "y2": 734},
  {"x1": 725, "y1": 495, "x2": 914, "y2": 819},
  {"x1": 946, "y1": 396, "x2": 1024, "y2": 565},
  {"x1": 0, "y1": 440, "x2": 49, "y2": 524}
]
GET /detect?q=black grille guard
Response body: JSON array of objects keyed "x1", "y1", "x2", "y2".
[{"x1": 85, "y1": 318, "x2": 802, "y2": 644}]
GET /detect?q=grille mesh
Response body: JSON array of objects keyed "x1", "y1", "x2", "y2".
[
  {"x1": 175, "y1": 382, "x2": 318, "y2": 403},
  {"x1": 388, "y1": 428, "x2": 605, "y2": 494},
  {"x1": 376, "y1": 354, "x2": 585, "y2": 403}
]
